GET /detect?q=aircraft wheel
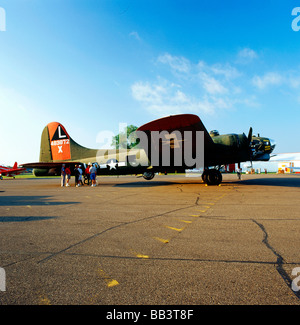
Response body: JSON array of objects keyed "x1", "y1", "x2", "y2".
[
  {"x1": 206, "y1": 169, "x2": 222, "y2": 185},
  {"x1": 201, "y1": 170, "x2": 208, "y2": 183},
  {"x1": 143, "y1": 171, "x2": 155, "y2": 180}
]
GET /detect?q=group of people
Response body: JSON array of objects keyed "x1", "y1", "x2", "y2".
[{"x1": 60, "y1": 163, "x2": 98, "y2": 187}]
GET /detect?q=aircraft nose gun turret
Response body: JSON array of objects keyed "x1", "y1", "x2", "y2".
[{"x1": 250, "y1": 134, "x2": 276, "y2": 161}]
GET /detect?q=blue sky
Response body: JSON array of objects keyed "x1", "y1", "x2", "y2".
[{"x1": 1, "y1": 0, "x2": 300, "y2": 165}]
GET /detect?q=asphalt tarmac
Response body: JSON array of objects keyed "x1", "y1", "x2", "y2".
[{"x1": 0, "y1": 173, "x2": 300, "y2": 306}]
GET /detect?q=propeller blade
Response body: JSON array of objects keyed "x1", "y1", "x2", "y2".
[{"x1": 247, "y1": 127, "x2": 253, "y2": 144}]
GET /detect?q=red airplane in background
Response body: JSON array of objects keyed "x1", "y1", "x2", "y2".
[{"x1": 0, "y1": 162, "x2": 26, "y2": 179}]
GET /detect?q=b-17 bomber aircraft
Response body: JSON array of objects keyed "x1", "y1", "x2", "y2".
[{"x1": 21, "y1": 114, "x2": 275, "y2": 185}]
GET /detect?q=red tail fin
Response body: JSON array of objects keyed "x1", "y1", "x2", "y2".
[{"x1": 13, "y1": 162, "x2": 18, "y2": 169}]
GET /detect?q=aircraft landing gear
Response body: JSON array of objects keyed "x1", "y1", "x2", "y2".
[
  {"x1": 202, "y1": 169, "x2": 222, "y2": 186},
  {"x1": 143, "y1": 171, "x2": 155, "y2": 180}
]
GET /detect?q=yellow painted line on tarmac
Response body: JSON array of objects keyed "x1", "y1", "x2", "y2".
[
  {"x1": 136, "y1": 253, "x2": 150, "y2": 259},
  {"x1": 180, "y1": 220, "x2": 192, "y2": 224},
  {"x1": 107, "y1": 279, "x2": 119, "y2": 288},
  {"x1": 153, "y1": 237, "x2": 170, "y2": 244},
  {"x1": 98, "y1": 268, "x2": 119, "y2": 288},
  {"x1": 165, "y1": 226, "x2": 184, "y2": 232},
  {"x1": 39, "y1": 295, "x2": 51, "y2": 305}
]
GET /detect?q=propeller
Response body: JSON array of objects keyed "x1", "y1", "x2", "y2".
[
  {"x1": 247, "y1": 127, "x2": 253, "y2": 144},
  {"x1": 247, "y1": 127, "x2": 254, "y2": 163}
]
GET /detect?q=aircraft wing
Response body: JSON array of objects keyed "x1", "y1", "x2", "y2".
[
  {"x1": 137, "y1": 114, "x2": 214, "y2": 169},
  {"x1": 137, "y1": 114, "x2": 214, "y2": 147},
  {"x1": 20, "y1": 162, "x2": 82, "y2": 169}
]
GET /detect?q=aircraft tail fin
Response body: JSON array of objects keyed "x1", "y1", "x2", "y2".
[
  {"x1": 39, "y1": 122, "x2": 71, "y2": 162},
  {"x1": 39, "y1": 122, "x2": 97, "y2": 162},
  {"x1": 13, "y1": 162, "x2": 18, "y2": 169}
]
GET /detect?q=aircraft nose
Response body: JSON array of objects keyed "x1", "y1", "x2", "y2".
[{"x1": 269, "y1": 138, "x2": 276, "y2": 152}]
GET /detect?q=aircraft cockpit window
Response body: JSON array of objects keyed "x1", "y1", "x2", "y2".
[{"x1": 209, "y1": 130, "x2": 219, "y2": 137}]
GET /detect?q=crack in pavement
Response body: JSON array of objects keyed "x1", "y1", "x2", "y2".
[{"x1": 252, "y1": 219, "x2": 300, "y2": 300}]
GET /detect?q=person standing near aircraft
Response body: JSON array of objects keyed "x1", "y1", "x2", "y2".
[
  {"x1": 89, "y1": 164, "x2": 97, "y2": 187},
  {"x1": 65, "y1": 165, "x2": 71, "y2": 187},
  {"x1": 61, "y1": 164, "x2": 66, "y2": 187},
  {"x1": 74, "y1": 165, "x2": 80, "y2": 187},
  {"x1": 85, "y1": 163, "x2": 91, "y2": 185},
  {"x1": 237, "y1": 167, "x2": 242, "y2": 180},
  {"x1": 78, "y1": 165, "x2": 84, "y2": 186}
]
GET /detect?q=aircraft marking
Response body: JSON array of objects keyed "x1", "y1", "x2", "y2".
[
  {"x1": 100, "y1": 160, "x2": 127, "y2": 170},
  {"x1": 58, "y1": 125, "x2": 66, "y2": 138},
  {"x1": 107, "y1": 160, "x2": 117, "y2": 170}
]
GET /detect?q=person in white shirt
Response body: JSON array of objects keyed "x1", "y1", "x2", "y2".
[
  {"x1": 89, "y1": 164, "x2": 97, "y2": 187},
  {"x1": 78, "y1": 165, "x2": 83, "y2": 186}
]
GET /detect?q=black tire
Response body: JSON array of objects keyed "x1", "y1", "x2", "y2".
[
  {"x1": 143, "y1": 171, "x2": 155, "y2": 180},
  {"x1": 201, "y1": 170, "x2": 208, "y2": 183},
  {"x1": 206, "y1": 169, "x2": 222, "y2": 185}
]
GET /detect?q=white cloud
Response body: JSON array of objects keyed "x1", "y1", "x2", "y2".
[
  {"x1": 252, "y1": 72, "x2": 283, "y2": 89},
  {"x1": 198, "y1": 61, "x2": 240, "y2": 80},
  {"x1": 199, "y1": 72, "x2": 228, "y2": 95},
  {"x1": 131, "y1": 82, "x2": 166, "y2": 105},
  {"x1": 157, "y1": 53, "x2": 191, "y2": 73},
  {"x1": 287, "y1": 74, "x2": 300, "y2": 89},
  {"x1": 237, "y1": 48, "x2": 258, "y2": 63},
  {"x1": 131, "y1": 52, "x2": 272, "y2": 118},
  {"x1": 131, "y1": 79, "x2": 234, "y2": 117}
]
